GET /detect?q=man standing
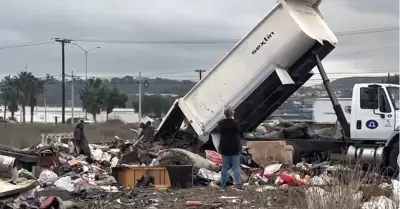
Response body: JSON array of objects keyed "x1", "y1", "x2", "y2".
[
  {"x1": 74, "y1": 120, "x2": 91, "y2": 157},
  {"x1": 217, "y1": 107, "x2": 243, "y2": 191},
  {"x1": 139, "y1": 121, "x2": 155, "y2": 141}
]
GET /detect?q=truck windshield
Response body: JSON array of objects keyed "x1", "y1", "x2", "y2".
[{"x1": 386, "y1": 87, "x2": 399, "y2": 110}]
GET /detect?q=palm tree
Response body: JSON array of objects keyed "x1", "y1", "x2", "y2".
[
  {"x1": 0, "y1": 76, "x2": 11, "y2": 119},
  {"x1": 80, "y1": 78, "x2": 107, "y2": 122},
  {"x1": 28, "y1": 78, "x2": 44, "y2": 123},
  {"x1": 104, "y1": 87, "x2": 128, "y2": 120},
  {"x1": 1, "y1": 76, "x2": 19, "y2": 119},
  {"x1": 15, "y1": 71, "x2": 42, "y2": 123}
]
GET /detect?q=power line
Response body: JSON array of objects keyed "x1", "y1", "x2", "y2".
[
  {"x1": 0, "y1": 39, "x2": 52, "y2": 47},
  {"x1": 0, "y1": 40, "x2": 54, "y2": 49},
  {"x1": 330, "y1": 45, "x2": 397, "y2": 57},
  {"x1": 143, "y1": 69, "x2": 194, "y2": 76},
  {"x1": 0, "y1": 26, "x2": 397, "y2": 50},
  {"x1": 335, "y1": 27, "x2": 399, "y2": 36},
  {"x1": 59, "y1": 71, "x2": 398, "y2": 84},
  {"x1": 67, "y1": 70, "x2": 399, "y2": 79},
  {"x1": 2, "y1": 70, "x2": 396, "y2": 82},
  {"x1": 71, "y1": 26, "x2": 399, "y2": 44}
]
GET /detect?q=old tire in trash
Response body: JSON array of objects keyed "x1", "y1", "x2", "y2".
[{"x1": 166, "y1": 165, "x2": 193, "y2": 188}]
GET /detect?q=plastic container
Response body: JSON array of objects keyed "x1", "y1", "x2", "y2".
[{"x1": 205, "y1": 150, "x2": 222, "y2": 164}]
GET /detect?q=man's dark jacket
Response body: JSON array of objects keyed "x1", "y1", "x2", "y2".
[
  {"x1": 74, "y1": 124, "x2": 91, "y2": 155},
  {"x1": 216, "y1": 118, "x2": 241, "y2": 156},
  {"x1": 74, "y1": 123, "x2": 87, "y2": 141}
]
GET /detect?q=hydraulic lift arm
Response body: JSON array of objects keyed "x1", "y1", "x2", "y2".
[{"x1": 315, "y1": 54, "x2": 351, "y2": 140}]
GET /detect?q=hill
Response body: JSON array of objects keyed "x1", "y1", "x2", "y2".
[
  {"x1": 327, "y1": 76, "x2": 390, "y2": 90},
  {"x1": 33, "y1": 74, "x2": 398, "y2": 107},
  {"x1": 39, "y1": 76, "x2": 196, "y2": 107}
]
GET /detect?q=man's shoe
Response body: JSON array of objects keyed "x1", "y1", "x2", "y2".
[{"x1": 220, "y1": 186, "x2": 227, "y2": 192}]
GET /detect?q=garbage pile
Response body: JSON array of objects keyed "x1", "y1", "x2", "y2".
[
  {"x1": 0, "y1": 131, "x2": 202, "y2": 209},
  {"x1": 0, "y1": 126, "x2": 398, "y2": 209},
  {"x1": 254, "y1": 121, "x2": 342, "y2": 140}
]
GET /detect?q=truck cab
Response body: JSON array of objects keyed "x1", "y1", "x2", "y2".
[
  {"x1": 350, "y1": 83, "x2": 399, "y2": 142},
  {"x1": 346, "y1": 83, "x2": 399, "y2": 171}
]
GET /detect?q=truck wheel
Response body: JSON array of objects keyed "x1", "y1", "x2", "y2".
[{"x1": 389, "y1": 141, "x2": 399, "y2": 174}]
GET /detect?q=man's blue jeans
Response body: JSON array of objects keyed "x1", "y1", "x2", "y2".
[{"x1": 220, "y1": 155, "x2": 241, "y2": 187}]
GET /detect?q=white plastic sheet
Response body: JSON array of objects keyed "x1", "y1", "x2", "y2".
[
  {"x1": 38, "y1": 170, "x2": 58, "y2": 184},
  {"x1": 263, "y1": 164, "x2": 282, "y2": 176},
  {"x1": 54, "y1": 176, "x2": 75, "y2": 192},
  {"x1": 197, "y1": 168, "x2": 221, "y2": 181}
]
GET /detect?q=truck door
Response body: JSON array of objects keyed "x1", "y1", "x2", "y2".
[{"x1": 354, "y1": 87, "x2": 395, "y2": 141}]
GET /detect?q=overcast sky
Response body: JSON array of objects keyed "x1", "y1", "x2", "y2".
[{"x1": 0, "y1": 0, "x2": 398, "y2": 85}]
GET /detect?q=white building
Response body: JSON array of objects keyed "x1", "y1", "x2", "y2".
[{"x1": 0, "y1": 106, "x2": 151, "y2": 123}]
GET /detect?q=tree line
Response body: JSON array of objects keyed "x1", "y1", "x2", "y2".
[
  {"x1": 0, "y1": 72, "x2": 182, "y2": 123},
  {"x1": 1, "y1": 72, "x2": 398, "y2": 123},
  {"x1": 40, "y1": 75, "x2": 195, "y2": 107},
  {"x1": 0, "y1": 72, "x2": 129, "y2": 123}
]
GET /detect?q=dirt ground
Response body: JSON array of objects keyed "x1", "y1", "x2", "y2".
[
  {"x1": 74, "y1": 183, "x2": 393, "y2": 209},
  {"x1": 76, "y1": 186, "x2": 307, "y2": 209},
  {"x1": 0, "y1": 121, "x2": 140, "y2": 148}
]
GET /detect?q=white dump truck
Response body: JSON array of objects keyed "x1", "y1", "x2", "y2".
[{"x1": 155, "y1": 0, "x2": 399, "y2": 171}]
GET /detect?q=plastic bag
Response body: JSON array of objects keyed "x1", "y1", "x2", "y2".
[
  {"x1": 38, "y1": 170, "x2": 58, "y2": 184},
  {"x1": 198, "y1": 168, "x2": 221, "y2": 181}
]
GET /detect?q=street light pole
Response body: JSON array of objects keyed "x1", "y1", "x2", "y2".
[
  {"x1": 85, "y1": 51, "x2": 88, "y2": 81},
  {"x1": 71, "y1": 43, "x2": 100, "y2": 118}
]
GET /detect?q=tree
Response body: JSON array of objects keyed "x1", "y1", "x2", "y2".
[
  {"x1": 0, "y1": 75, "x2": 19, "y2": 119},
  {"x1": 27, "y1": 78, "x2": 44, "y2": 123},
  {"x1": 132, "y1": 95, "x2": 176, "y2": 119},
  {"x1": 80, "y1": 79, "x2": 129, "y2": 122},
  {"x1": 386, "y1": 74, "x2": 399, "y2": 85},
  {"x1": 104, "y1": 87, "x2": 128, "y2": 120},
  {"x1": 79, "y1": 78, "x2": 107, "y2": 122},
  {"x1": 14, "y1": 71, "x2": 43, "y2": 123}
]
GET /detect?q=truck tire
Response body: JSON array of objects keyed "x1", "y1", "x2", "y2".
[{"x1": 389, "y1": 141, "x2": 399, "y2": 174}]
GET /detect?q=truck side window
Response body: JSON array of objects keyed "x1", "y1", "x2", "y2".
[
  {"x1": 378, "y1": 88, "x2": 391, "y2": 113},
  {"x1": 360, "y1": 87, "x2": 378, "y2": 109}
]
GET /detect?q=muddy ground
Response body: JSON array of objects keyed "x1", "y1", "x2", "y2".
[
  {"x1": 76, "y1": 186, "x2": 306, "y2": 209},
  {"x1": 74, "y1": 184, "x2": 392, "y2": 209}
]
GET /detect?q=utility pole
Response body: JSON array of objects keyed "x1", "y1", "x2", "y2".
[
  {"x1": 44, "y1": 98, "x2": 47, "y2": 123},
  {"x1": 195, "y1": 69, "x2": 206, "y2": 81},
  {"x1": 71, "y1": 70, "x2": 75, "y2": 124},
  {"x1": 138, "y1": 71, "x2": 142, "y2": 123},
  {"x1": 54, "y1": 38, "x2": 71, "y2": 124}
]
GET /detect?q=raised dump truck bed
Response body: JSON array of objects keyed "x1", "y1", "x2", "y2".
[{"x1": 156, "y1": 0, "x2": 337, "y2": 143}]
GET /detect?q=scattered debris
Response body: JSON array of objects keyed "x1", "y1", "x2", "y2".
[{"x1": 0, "y1": 126, "x2": 397, "y2": 209}]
